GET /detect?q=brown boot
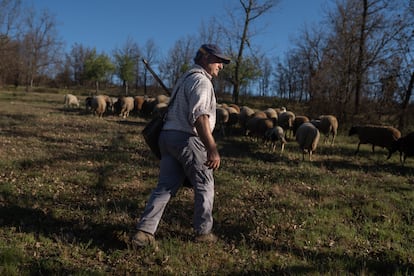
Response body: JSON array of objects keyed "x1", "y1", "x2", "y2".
[{"x1": 131, "y1": 230, "x2": 156, "y2": 249}]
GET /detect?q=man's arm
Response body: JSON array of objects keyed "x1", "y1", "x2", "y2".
[{"x1": 195, "y1": 114, "x2": 220, "y2": 170}]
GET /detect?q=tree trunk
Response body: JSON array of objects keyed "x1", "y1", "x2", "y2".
[
  {"x1": 354, "y1": 0, "x2": 368, "y2": 114},
  {"x1": 398, "y1": 71, "x2": 414, "y2": 130}
]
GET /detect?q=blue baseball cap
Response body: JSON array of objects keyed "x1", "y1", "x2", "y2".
[{"x1": 199, "y1": 44, "x2": 231, "y2": 64}]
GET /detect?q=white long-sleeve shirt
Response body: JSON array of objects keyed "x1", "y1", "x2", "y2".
[{"x1": 163, "y1": 65, "x2": 216, "y2": 136}]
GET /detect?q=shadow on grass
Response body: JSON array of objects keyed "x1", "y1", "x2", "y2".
[{"x1": 0, "y1": 204, "x2": 128, "y2": 251}]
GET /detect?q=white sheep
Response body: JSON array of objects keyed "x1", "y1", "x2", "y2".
[
  {"x1": 63, "y1": 94, "x2": 79, "y2": 109},
  {"x1": 317, "y1": 115, "x2": 339, "y2": 146},
  {"x1": 116, "y1": 96, "x2": 134, "y2": 118},
  {"x1": 348, "y1": 125, "x2": 401, "y2": 156},
  {"x1": 278, "y1": 110, "x2": 296, "y2": 139},
  {"x1": 296, "y1": 122, "x2": 320, "y2": 161},
  {"x1": 239, "y1": 106, "x2": 255, "y2": 134},
  {"x1": 387, "y1": 131, "x2": 414, "y2": 165},
  {"x1": 264, "y1": 126, "x2": 287, "y2": 155},
  {"x1": 215, "y1": 106, "x2": 229, "y2": 137},
  {"x1": 263, "y1": 107, "x2": 278, "y2": 125},
  {"x1": 91, "y1": 95, "x2": 113, "y2": 118}
]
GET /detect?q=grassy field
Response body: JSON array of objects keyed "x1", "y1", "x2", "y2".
[{"x1": 0, "y1": 90, "x2": 413, "y2": 275}]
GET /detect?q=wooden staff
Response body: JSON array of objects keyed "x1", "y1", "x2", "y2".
[{"x1": 142, "y1": 59, "x2": 170, "y2": 95}]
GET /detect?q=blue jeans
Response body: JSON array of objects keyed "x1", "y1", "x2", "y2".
[{"x1": 136, "y1": 130, "x2": 215, "y2": 235}]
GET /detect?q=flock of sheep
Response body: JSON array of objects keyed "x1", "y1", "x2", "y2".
[{"x1": 63, "y1": 93, "x2": 413, "y2": 165}]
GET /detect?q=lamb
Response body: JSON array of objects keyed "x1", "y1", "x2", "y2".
[
  {"x1": 296, "y1": 122, "x2": 320, "y2": 161},
  {"x1": 348, "y1": 125, "x2": 401, "y2": 156},
  {"x1": 316, "y1": 115, "x2": 338, "y2": 146},
  {"x1": 264, "y1": 126, "x2": 287, "y2": 155},
  {"x1": 91, "y1": 95, "x2": 113, "y2": 118},
  {"x1": 387, "y1": 132, "x2": 414, "y2": 166},
  {"x1": 63, "y1": 94, "x2": 79, "y2": 109}
]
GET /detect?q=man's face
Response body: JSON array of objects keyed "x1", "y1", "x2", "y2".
[{"x1": 204, "y1": 55, "x2": 224, "y2": 78}]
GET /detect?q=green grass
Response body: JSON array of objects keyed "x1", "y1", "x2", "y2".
[{"x1": 0, "y1": 90, "x2": 413, "y2": 275}]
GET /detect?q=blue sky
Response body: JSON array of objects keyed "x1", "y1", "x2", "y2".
[{"x1": 29, "y1": 0, "x2": 332, "y2": 60}]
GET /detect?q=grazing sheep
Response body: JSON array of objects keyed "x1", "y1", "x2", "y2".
[
  {"x1": 141, "y1": 97, "x2": 157, "y2": 117},
  {"x1": 63, "y1": 94, "x2": 79, "y2": 109},
  {"x1": 225, "y1": 106, "x2": 240, "y2": 131},
  {"x1": 296, "y1": 122, "x2": 320, "y2": 161},
  {"x1": 215, "y1": 106, "x2": 229, "y2": 136},
  {"x1": 387, "y1": 132, "x2": 414, "y2": 166},
  {"x1": 91, "y1": 95, "x2": 113, "y2": 118},
  {"x1": 292, "y1": 115, "x2": 310, "y2": 136},
  {"x1": 348, "y1": 125, "x2": 401, "y2": 156},
  {"x1": 228, "y1": 103, "x2": 241, "y2": 113},
  {"x1": 156, "y1": 94, "x2": 170, "y2": 105},
  {"x1": 263, "y1": 108, "x2": 278, "y2": 125},
  {"x1": 152, "y1": 102, "x2": 168, "y2": 118},
  {"x1": 85, "y1": 96, "x2": 93, "y2": 112},
  {"x1": 115, "y1": 96, "x2": 135, "y2": 118},
  {"x1": 317, "y1": 115, "x2": 339, "y2": 146},
  {"x1": 264, "y1": 126, "x2": 287, "y2": 155},
  {"x1": 134, "y1": 96, "x2": 146, "y2": 114},
  {"x1": 239, "y1": 106, "x2": 255, "y2": 133},
  {"x1": 278, "y1": 110, "x2": 296, "y2": 139},
  {"x1": 246, "y1": 117, "x2": 274, "y2": 141}
]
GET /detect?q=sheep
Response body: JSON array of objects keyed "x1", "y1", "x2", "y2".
[
  {"x1": 134, "y1": 96, "x2": 146, "y2": 115},
  {"x1": 246, "y1": 117, "x2": 274, "y2": 141},
  {"x1": 141, "y1": 97, "x2": 157, "y2": 117},
  {"x1": 156, "y1": 94, "x2": 170, "y2": 105},
  {"x1": 225, "y1": 106, "x2": 240, "y2": 131},
  {"x1": 348, "y1": 125, "x2": 401, "y2": 156},
  {"x1": 292, "y1": 115, "x2": 310, "y2": 137},
  {"x1": 228, "y1": 103, "x2": 240, "y2": 113},
  {"x1": 114, "y1": 96, "x2": 135, "y2": 118},
  {"x1": 63, "y1": 94, "x2": 79, "y2": 109},
  {"x1": 215, "y1": 106, "x2": 229, "y2": 136},
  {"x1": 239, "y1": 106, "x2": 255, "y2": 134},
  {"x1": 387, "y1": 132, "x2": 414, "y2": 166},
  {"x1": 91, "y1": 95, "x2": 113, "y2": 118},
  {"x1": 263, "y1": 108, "x2": 278, "y2": 125},
  {"x1": 264, "y1": 126, "x2": 287, "y2": 155},
  {"x1": 278, "y1": 110, "x2": 295, "y2": 139},
  {"x1": 316, "y1": 115, "x2": 339, "y2": 146},
  {"x1": 85, "y1": 96, "x2": 93, "y2": 112},
  {"x1": 296, "y1": 122, "x2": 320, "y2": 161},
  {"x1": 152, "y1": 102, "x2": 169, "y2": 118}
]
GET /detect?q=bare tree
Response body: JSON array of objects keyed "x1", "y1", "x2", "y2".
[
  {"x1": 258, "y1": 55, "x2": 272, "y2": 96},
  {"x1": 19, "y1": 7, "x2": 63, "y2": 90},
  {"x1": 159, "y1": 36, "x2": 197, "y2": 90},
  {"x1": 65, "y1": 43, "x2": 95, "y2": 87},
  {"x1": 222, "y1": 0, "x2": 279, "y2": 104},
  {"x1": 142, "y1": 38, "x2": 159, "y2": 95},
  {"x1": 0, "y1": 0, "x2": 22, "y2": 86}
]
